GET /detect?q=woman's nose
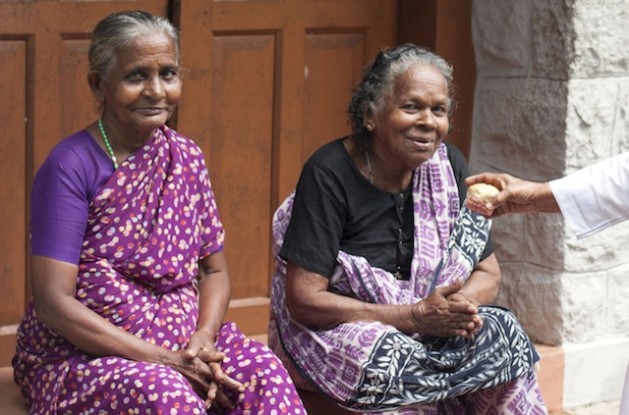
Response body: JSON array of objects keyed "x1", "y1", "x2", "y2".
[
  {"x1": 416, "y1": 109, "x2": 436, "y2": 128},
  {"x1": 144, "y1": 77, "x2": 166, "y2": 98}
]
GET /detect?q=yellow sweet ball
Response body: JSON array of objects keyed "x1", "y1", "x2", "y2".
[{"x1": 467, "y1": 183, "x2": 500, "y2": 203}]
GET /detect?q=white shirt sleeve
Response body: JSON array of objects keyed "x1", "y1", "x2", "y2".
[{"x1": 549, "y1": 152, "x2": 629, "y2": 239}]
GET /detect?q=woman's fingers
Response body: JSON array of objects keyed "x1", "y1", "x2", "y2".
[
  {"x1": 184, "y1": 337, "x2": 204, "y2": 359},
  {"x1": 209, "y1": 361, "x2": 245, "y2": 392},
  {"x1": 205, "y1": 383, "x2": 237, "y2": 413},
  {"x1": 434, "y1": 280, "x2": 464, "y2": 298},
  {"x1": 215, "y1": 389, "x2": 238, "y2": 411},
  {"x1": 412, "y1": 287, "x2": 484, "y2": 337},
  {"x1": 220, "y1": 373, "x2": 246, "y2": 393},
  {"x1": 204, "y1": 382, "x2": 218, "y2": 410},
  {"x1": 198, "y1": 347, "x2": 225, "y2": 363}
]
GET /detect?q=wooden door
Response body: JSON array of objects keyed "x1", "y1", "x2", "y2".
[
  {"x1": 176, "y1": 0, "x2": 399, "y2": 335},
  {"x1": 0, "y1": 0, "x2": 169, "y2": 366}
]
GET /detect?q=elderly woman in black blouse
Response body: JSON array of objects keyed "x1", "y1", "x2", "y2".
[{"x1": 269, "y1": 43, "x2": 548, "y2": 414}]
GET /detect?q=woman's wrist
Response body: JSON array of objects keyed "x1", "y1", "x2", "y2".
[
  {"x1": 194, "y1": 327, "x2": 218, "y2": 344},
  {"x1": 135, "y1": 341, "x2": 174, "y2": 366},
  {"x1": 533, "y1": 182, "x2": 560, "y2": 213},
  {"x1": 447, "y1": 291, "x2": 478, "y2": 306},
  {"x1": 409, "y1": 303, "x2": 425, "y2": 333}
]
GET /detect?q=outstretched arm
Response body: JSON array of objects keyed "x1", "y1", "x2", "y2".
[{"x1": 465, "y1": 173, "x2": 560, "y2": 218}]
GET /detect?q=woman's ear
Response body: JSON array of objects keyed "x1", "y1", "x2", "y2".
[
  {"x1": 363, "y1": 112, "x2": 375, "y2": 132},
  {"x1": 87, "y1": 71, "x2": 105, "y2": 104}
]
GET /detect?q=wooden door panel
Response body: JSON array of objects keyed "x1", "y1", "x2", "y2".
[
  {"x1": 178, "y1": 0, "x2": 399, "y2": 336},
  {"x1": 0, "y1": 41, "x2": 27, "y2": 329},
  {"x1": 210, "y1": 34, "x2": 276, "y2": 297},
  {"x1": 303, "y1": 32, "x2": 365, "y2": 160},
  {"x1": 60, "y1": 38, "x2": 97, "y2": 139},
  {"x1": 0, "y1": 3, "x2": 51, "y2": 366}
]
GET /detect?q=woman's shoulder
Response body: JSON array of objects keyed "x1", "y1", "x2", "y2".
[
  {"x1": 44, "y1": 130, "x2": 101, "y2": 169},
  {"x1": 164, "y1": 126, "x2": 206, "y2": 160},
  {"x1": 442, "y1": 142, "x2": 469, "y2": 176},
  {"x1": 34, "y1": 129, "x2": 108, "y2": 203},
  {"x1": 438, "y1": 142, "x2": 471, "y2": 195},
  {"x1": 443, "y1": 141, "x2": 466, "y2": 165},
  {"x1": 304, "y1": 137, "x2": 349, "y2": 169},
  {"x1": 54, "y1": 129, "x2": 97, "y2": 149}
]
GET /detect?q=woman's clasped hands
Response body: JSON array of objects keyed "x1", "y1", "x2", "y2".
[
  {"x1": 410, "y1": 280, "x2": 483, "y2": 339},
  {"x1": 168, "y1": 331, "x2": 246, "y2": 412}
]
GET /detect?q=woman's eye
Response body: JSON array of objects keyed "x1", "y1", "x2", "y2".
[
  {"x1": 433, "y1": 106, "x2": 448, "y2": 114},
  {"x1": 126, "y1": 72, "x2": 145, "y2": 82},
  {"x1": 161, "y1": 68, "x2": 180, "y2": 81}
]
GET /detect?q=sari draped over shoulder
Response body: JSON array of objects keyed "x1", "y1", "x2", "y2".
[
  {"x1": 14, "y1": 126, "x2": 305, "y2": 415},
  {"x1": 269, "y1": 145, "x2": 546, "y2": 414}
]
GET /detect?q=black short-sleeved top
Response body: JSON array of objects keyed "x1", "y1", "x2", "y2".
[{"x1": 279, "y1": 138, "x2": 494, "y2": 279}]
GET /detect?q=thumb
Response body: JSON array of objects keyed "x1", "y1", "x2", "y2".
[
  {"x1": 184, "y1": 337, "x2": 203, "y2": 359},
  {"x1": 435, "y1": 279, "x2": 464, "y2": 297}
]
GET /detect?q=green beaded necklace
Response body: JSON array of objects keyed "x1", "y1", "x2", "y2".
[{"x1": 97, "y1": 118, "x2": 119, "y2": 169}]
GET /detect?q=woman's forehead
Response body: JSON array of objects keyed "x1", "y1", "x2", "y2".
[
  {"x1": 115, "y1": 33, "x2": 178, "y2": 66},
  {"x1": 387, "y1": 64, "x2": 448, "y2": 99}
]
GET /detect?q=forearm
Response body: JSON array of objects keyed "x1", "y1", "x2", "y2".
[
  {"x1": 194, "y1": 252, "x2": 231, "y2": 340},
  {"x1": 37, "y1": 295, "x2": 169, "y2": 363},
  {"x1": 288, "y1": 288, "x2": 414, "y2": 331},
  {"x1": 285, "y1": 262, "x2": 416, "y2": 332},
  {"x1": 32, "y1": 255, "x2": 170, "y2": 363},
  {"x1": 457, "y1": 271, "x2": 498, "y2": 305},
  {"x1": 196, "y1": 271, "x2": 230, "y2": 340},
  {"x1": 455, "y1": 254, "x2": 501, "y2": 305},
  {"x1": 530, "y1": 182, "x2": 560, "y2": 213}
]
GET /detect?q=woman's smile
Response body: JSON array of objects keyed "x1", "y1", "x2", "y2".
[
  {"x1": 134, "y1": 106, "x2": 169, "y2": 116},
  {"x1": 407, "y1": 136, "x2": 437, "y2": 151}
]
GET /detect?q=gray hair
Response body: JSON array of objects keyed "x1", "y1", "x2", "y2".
[
  {"x1": 347, "y1": 43, "x2": 454, "y2": 137},
  {"x1": 88, "y1": 10, "x2": 179, "y2": 79}
]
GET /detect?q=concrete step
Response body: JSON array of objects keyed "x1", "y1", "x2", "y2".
[{"x1": 0, "y1": 367, "x2": 27, "y2": 415}]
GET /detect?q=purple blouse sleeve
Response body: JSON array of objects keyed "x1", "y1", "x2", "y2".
[{"x1": 31, "y1": 132, "x2": 112, "y2": 264}]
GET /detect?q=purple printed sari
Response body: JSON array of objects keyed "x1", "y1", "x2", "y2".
[
  {"x1": 269, "y1": 145, "x2": 547, "y2": 414},
  {"x1": 14, "y1": 126, "x2": 305, "y2": 415}
]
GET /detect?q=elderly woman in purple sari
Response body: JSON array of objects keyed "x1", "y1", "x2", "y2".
[
  {"x1": 12, "y1": 10, "x2": 306, "y2": 415},
  {"x1": 269, "y1": 44, "x2": 548, "y2": 414}
]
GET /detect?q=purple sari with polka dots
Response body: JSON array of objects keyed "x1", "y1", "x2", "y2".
[{"x1": 13, "y1": 126, "x2": 305, "y2": 415}]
